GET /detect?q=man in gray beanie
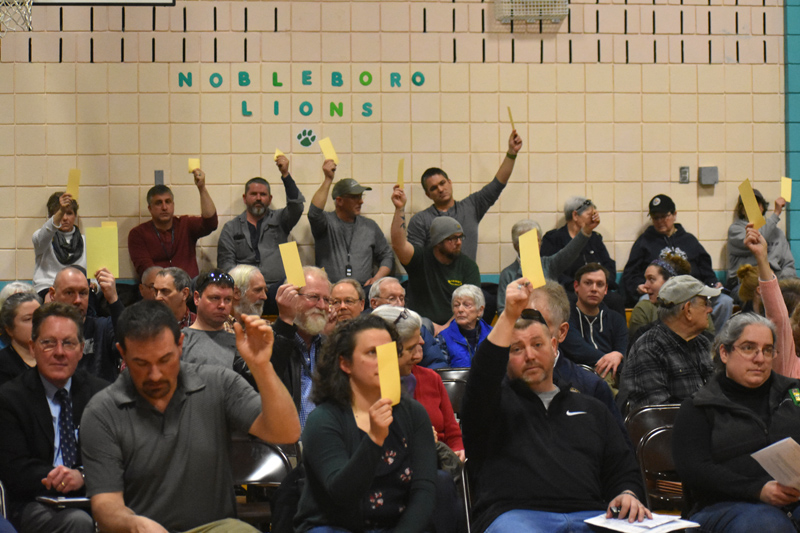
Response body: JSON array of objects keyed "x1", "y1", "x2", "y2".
[{"x1": 390, "y1": 185, "x2": 481, "y2": 326}]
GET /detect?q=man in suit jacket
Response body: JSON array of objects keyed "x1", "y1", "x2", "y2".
[{"x1": 0, "y1": 303, "x2": 108, "y2": 533}]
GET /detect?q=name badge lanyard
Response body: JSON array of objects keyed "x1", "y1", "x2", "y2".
[
  {"x1": 344, "y1": 218, "x2": 357, "y2": 278},
  {"x1": 152, "y1": 222, "x2": 176, "y2": 266}
]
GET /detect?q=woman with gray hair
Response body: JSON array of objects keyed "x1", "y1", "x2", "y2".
[
  {"x1": 673, "y1": 312, "x2": 800, "y2": 533},
  {"x1": 497, "y1": 212, "x2": 600, "y2": 313},
  {"x1": 0, "y1": 292, "x2": 41, "y2": 386},
  {"x1": 436, "y1": 284, "x2": 492, "y2": 368},
  {"x1": 371, "y1": 305, "x2": 465, "y2": 461}
]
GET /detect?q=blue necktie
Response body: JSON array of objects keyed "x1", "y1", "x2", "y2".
[{"x1": 54, "y1": 388, "x2": 78, "y2": 469}]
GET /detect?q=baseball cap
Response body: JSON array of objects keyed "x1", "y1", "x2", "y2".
[
  {"x1": 657, "y1": 275, "x2": 721, "y2": 306},
  {"x1": 648, "y1": 194, "x2": 676, "y2": 216},
  {"x1": 332, "y1": 178, "x2": 372, "y2": 199},
  {"x1": 429, "y1": 217, "x2": 464, "y2": 246}
]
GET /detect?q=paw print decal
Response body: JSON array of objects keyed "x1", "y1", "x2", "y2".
[
  {"x1": 399, "y1": 467, "x2": 413, "y2": 482},
  {"x1": 297, "y1": 129, "x2": 316, "y2": 147},
  {"x1": 382, "y1": 450, "x2": 397, "y2": 465},
  {"x1": 369, "y1": 491, "x2": 384, "y2": 509}
]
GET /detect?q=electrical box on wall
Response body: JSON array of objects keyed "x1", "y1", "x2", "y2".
[
  {"x1": 679, "y1": 167, "x2": 690, "y2": 184},
  {"x1": 699, "y1": 167, "x2": 719, "y2": 186}
]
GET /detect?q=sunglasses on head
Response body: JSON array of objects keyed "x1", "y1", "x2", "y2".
[{"x1": 520, "y1": 308, "x2": 548, "y2": 327}]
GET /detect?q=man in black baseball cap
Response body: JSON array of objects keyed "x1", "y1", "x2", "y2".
[{"x1": 621, "y1": 194, "x2": 733, "y2": 332}]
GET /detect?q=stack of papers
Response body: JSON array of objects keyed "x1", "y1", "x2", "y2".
[{"x1": 585, "y1": 512, "x2": 699, "y2": 533}]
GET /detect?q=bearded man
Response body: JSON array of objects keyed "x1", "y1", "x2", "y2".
[{"x1": 271, "y1": 266, "x2": 331, "y2": 428}]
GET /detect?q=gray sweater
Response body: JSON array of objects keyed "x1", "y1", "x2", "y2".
[{"x1": 307, "y1": 205, "x2": 394, "y2": 285}]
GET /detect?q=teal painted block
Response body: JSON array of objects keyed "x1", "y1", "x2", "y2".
[
  {"x1": 789, "y1": 0, "x2": 800, "y2": 8},
  {"x1": 787, "y1": 94, "x2": 800, "y2": 121},
  {"x1": 790, "y1": 212, "x2": 800, "y2": 236},
  {"x1": 789, "y1": 37, "x2": 800, "y2": 63},
  {"x1": 788, "y1": 6, "x2": 800, "y2": 33},
  {"x1": 787, "y1": 124, "x2": 800, "y2": 151},
  {"x1": 787, "y1": 152, "x2": 800, "y2": 175},
  {"x1": 788, "y1": 64, "x2": 800, "y2": 88}
]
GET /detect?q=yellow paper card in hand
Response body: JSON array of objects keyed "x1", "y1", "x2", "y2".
[
  {"x1": 274, "y1": 148, "x2": 285, "y2": 161},
  {"x1": 782, "y1": 177, "x2": 792, "y2": 203},
  {"x1": 188, "y1": 158, "x2": 200, "y2": 173},
  {"x1": 318, "y1": 137, "x2": 339, "y2": 164},
  {"x1": 507, "y1": 106, "x2": 516, "y2": 131},
  {"x1": 279, "y1": 241, "x2": 306, "y2": 288},
  {"x1": 377, "y1": 342, "x2": 401, "y2": 406},
  {"x1": 86, "y1": 226, "x2": 119, "y2": 277},
  {"x1": 738, "y1": 179, "x2": 766, "y2": 230},
  {"x1": 519, "y1": 228, "x2": 546, "y2": 289},
  {"x1": 397, "y1": 158, "x2": 405, "y2": 188},
  {"x1": 101, "y1": 221, "x2": 117, "y2": 228},
  {"x1": 66, "y1": 169, "x2": 81, "y2": 200}
]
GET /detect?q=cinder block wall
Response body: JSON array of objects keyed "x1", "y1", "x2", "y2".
[{"x1": 0, "y1": 0, "x2": 786, "y2": 281}]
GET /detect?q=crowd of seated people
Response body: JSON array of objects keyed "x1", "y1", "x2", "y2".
[{"x1": 3, "y1": 135, "x2": 800, "y2": 532}]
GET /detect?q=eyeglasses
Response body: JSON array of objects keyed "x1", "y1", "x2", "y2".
[
  {"x1": 520, "y1": 308, "x2": 549, "y2": 327},
  {"x1": 445, "y1": 234, "x2": 465, "y2": 243},
  {"x1": 37, "y1": 338, "x2": 81, "y2": 352},
  {"x1": 731, "y1": 342, "x2": 774, "y2": 359},
  {"x1": 300, "y1": 293, "x2": 331, "y2": 306},
  {"x1": 380, "y1": 294, "x2": 405, "y2": 305},
  {"x1": 331, "y1": 298, "x2": 361, "y2": 307},
  {"x1": 393, "y1": 308, "x2": 410, "y2": 325}
]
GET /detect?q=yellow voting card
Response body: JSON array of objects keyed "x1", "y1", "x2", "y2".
[
  {"x1": 319, "y1": 137, "x2": 339, "y2": 165},
  {"x1": 397, "y1": 158, "x2": 405, "y2": 188},
  {"x1": 101, "y1": 221, "x2": 117, "y2": 228},
  {"x1": 66, "y1": 169, "x2": 81, "y2": 200},
  {"x1": 519, "y1": 228, "x2": 546, "y2": 289},
  {"x1": 508, "y1": 106, "x2": 516, "y2": 131},
  {"x1": 188, "y1": 158, "x2": 200, "y2": 173},
  {"x1": 274, "y1": 148, "x2": 285, "y2": 161},
  {"x1": 738, "y1": 179, "x2": 766, "y2": 230},
  {"x1": 782, "y1": 177, "x2": 792, "y2": 203},
  {"x1": 377, "y1": 341, "x2": 401, "y2": 405},
  {"x1": 279, "y1": 241, "x2": 306, "y2": 288},
  {"x1": 86, "y1": 226, "x2": 119, "y2": 278}
]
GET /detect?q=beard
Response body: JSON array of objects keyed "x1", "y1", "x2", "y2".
[
  {"x1": 247, "y1": 203, "x2": 266, "y2": 217},
  {"x1": 235, "y1": 299, "x2": 264, "y2": 318},
  {"x1": 295, "y1": 308, "x2": 328, "y2": 336}
]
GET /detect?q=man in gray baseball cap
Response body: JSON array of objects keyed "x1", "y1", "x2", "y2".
[
  {"x1": 390, "y1": 184, "x2": 481, "y2": 326},
  {"x1": 308, "y1": 158, "x2": 394, "y2": 289},
  {"x1": 620, "y1": 275, "x2": 720, "y2": 410}
]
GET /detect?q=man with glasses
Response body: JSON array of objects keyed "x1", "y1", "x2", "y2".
[
  {"x1": 50, "y1": 266, "x2": 123, "y2": 383},
  {"x1": 181, "y1": 270, "x2": 240, "y2": 369},
  {"x1": 271, "y1": 266, "x2": 331, "y2": 427},
  {"x1": 391, "y1": 186, "x2": 481, "y2": 327},
  {"x1": 138, "y1": 266, "x2": 160, "y2": 301},
  {"x1": 229, "y1": 264, "x2": 268, "y2": 326},
  {"x1": 0, "y1": 303, "x2": 108, "y2": 533},
  {"x1": 541, "y1": 196, "x2": 624, "y2": 316},
  {"x1": 368, "y1": 277, "x2": 449, "y2": 369},
  {"x1": 128, "y1": 169, "x2": 218, "y2": 280},
  {"x1": 406, "y1": 130, "x2": 523, "y2": 261},
  {"x1": 217, "y1": 157, "x2": 306, "y2": 287},
  {"x1": 329, "y1": 279, "x2": 365, "y2": 326},
  {"x1": 621, "y1": 194, "x2": 733, "y2": 331},
  {"x1": 620, "y1": 275, "x2": 719, "y2": 410},
  {"x1": 461, "y1": 280, "x2": 649, "y2": 532},
  {"x1": 308, "y1": 160, "x2": 394, "y2": 290}
]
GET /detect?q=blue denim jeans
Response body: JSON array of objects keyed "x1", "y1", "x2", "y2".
[
  {"x1": 690, "y1": 501, "x2": 800, "y2": 533},
  {"x1": 484, "y1": 509, "x2": 601, "y2": 533}
]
